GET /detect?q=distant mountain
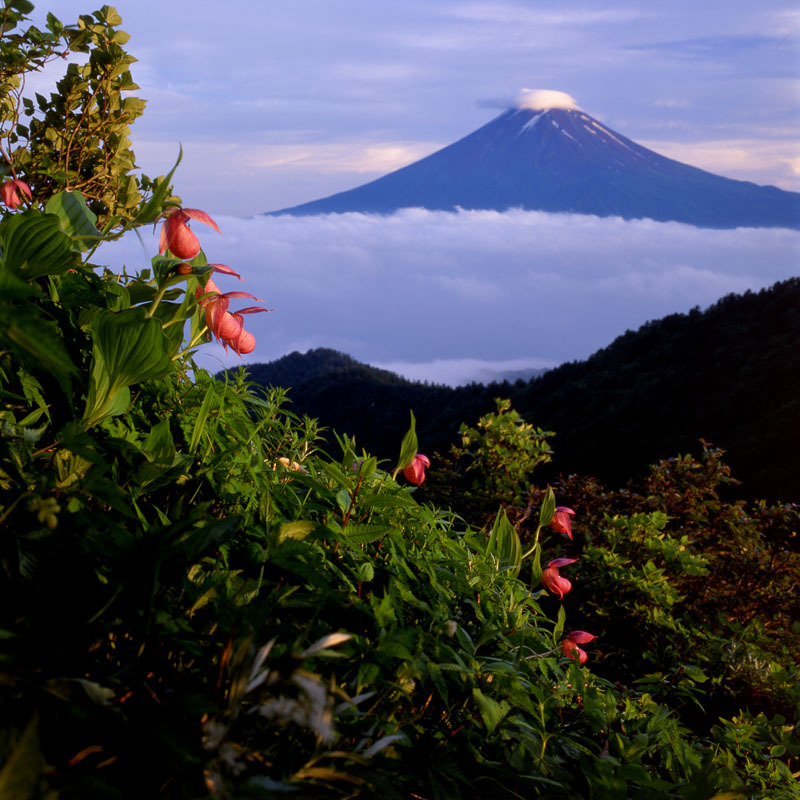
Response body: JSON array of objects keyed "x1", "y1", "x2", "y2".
[
  {"x1": 270, "y1": 91, "x2": 800, "y2": 230},
  {"x1": 238, "y1": 277, "x2": 800, "y2": 502}
]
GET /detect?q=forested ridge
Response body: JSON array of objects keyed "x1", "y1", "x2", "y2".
[{"x1": 242, "y1": 276, "x2": 800, "y2": 501}]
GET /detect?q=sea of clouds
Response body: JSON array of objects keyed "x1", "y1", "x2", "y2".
[{"x1": 100, "y1": 208, "x2": 800, "y2": 385}]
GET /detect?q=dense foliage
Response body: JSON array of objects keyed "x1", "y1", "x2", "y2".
[
  {"x1": 1, "y1": 4, "x2": 798, "y2": 798},
  {"x1": 243, "y1": 274, "x2": 800, "y2": 504}
]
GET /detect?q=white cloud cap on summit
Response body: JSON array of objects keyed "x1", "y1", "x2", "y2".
[{"x1": 515, "y1": 89, "x2": 581, "y2": 111}]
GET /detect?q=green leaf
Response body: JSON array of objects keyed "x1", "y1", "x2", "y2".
[
  {"x1": 189, "y1": 380, "x2": 217, "y2": 453},
  {"x1": 131, "y1": 146, "x2": 183, "y2": 227},
  {"x1": 0, "y1": 713, "x2": 43, "y2": 800},
  {"x1": 553, "y1": 605, "x2": 566, "y2": 643},
  {"x1": 83, "y1": 307, "x2": 172, "y2": 426},
  {"x1": 472, "y1": 688, "x2": 510, "y2": 734},
  {"x1": 357, "y1": 561, "x2": 374, "y2": 582},
  {"x1": 359, "y1": 491, "x2": 417, "y2": 509},
  {"x1": 682, "y1": 664, "x2": 708, "y2": 684},
  {"x1": 141, "y1": 419, "x2": 176, "y2": 465},
  {"x1": 0, "y1": 210, "x2": 78, "y2": 278},
  {"x1": 530, "y1": 544, "x2": 543, "y2": 585},
  {"x1": 278, "y1": 521, "x2": 315, "y2": 543},
  {"x1": 708, "y1": 794, "x2": 747, "y2": 800},
  {"x1": 370, "y1": 591, "x2": 396, "y2": 628},
  {"x1": 538, "y1": 486, "x2": 556, "y2": 529},
  {"x1": 486, "y1": 508, "x2": 522, "y2": 576},
  {"x1": 342, "y1": 523, "x2": 394, "y2": 545},
  {"x1": 101, "y1": 6, "x2": 123, "y2": 26},
  {"x1": 0, "y1": 268, "x2": 34, "y2": 299},
  {"x1": 45, "y1": 191, "x2": 101, "y2": 250},
  {"x1": 0, "y1": 304, "x2": 77, "y2": 377},
  {"x1": 395, "y1": 410, "x2": 418, "y2": 472}
]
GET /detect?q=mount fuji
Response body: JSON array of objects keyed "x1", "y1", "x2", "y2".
[{"x1": 270, "y1": 90, "x2": 800, "y2": 230}]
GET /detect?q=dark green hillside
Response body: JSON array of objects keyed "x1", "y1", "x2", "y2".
[
  {"x1": 243, "y1": 277, "x2": 800, "y2": 501},
  {"x1": 515, "y1": 276, "x2": 800, "y2": 500}
]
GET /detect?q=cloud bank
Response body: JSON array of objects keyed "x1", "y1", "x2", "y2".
[{"x1": 100, "y1": 209, "x2": 800, "y2": 384}]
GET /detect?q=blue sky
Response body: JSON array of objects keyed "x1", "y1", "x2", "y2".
[{"x1": 29, "y1": 1, "x2": 800, "y2": 381}]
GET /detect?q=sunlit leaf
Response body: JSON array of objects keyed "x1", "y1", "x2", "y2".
[
  {"x1": 395, "y1": 409, "x2": 418, "y2": 472},
  {"x1": 278, "y1": 521, "x2": 315, "y2": 543},
  {"x1": 487, "y1": 508, "x2": 522, "y2": 576},
  {"x1": 538, "y1": 485, "x2": 556, "y2": 529},
  {"x1": 83, "y1": 307, "x2": 172, "y2": 425},
  {"x1": 302, "y1": 632, "x2": 352, "y2": 657},
  {"x1": 45, "y1": 191, "x2": 101, "y2": 249},
  {"x1": 553, "y1": 605, "x2": 566, "y2": 643}
]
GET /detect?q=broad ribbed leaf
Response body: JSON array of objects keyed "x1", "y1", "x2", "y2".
[
  {"x1": 83, "y1": 307, "x2": 172, "y2": 425},
  {"x1": 1, "y1": 210, "x2": 77, "y2": 278},
  {"x1": 45, "y1": 191, "x2": 101, "y2": 249}
]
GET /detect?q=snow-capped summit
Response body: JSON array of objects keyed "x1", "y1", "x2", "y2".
[{"x1": 269, "y1": 94, "x2": 800, "y2": 230}]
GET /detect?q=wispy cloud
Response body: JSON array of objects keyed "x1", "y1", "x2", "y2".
[
  {"x1": 371, "y1": 356, "x2": 557, "y2": 386},
  {"x1": 653, "y1": 97, "x2": 691, "y2": 108},
  {"x1": 250, "y1": 141, "x2": 442, "y2": 174},
  {"x1": 631, "y1": 34, "x2": 789, "y2": 62},
  {"x1": 453, "y1": 4, "x2": 647, "y2": 26}
]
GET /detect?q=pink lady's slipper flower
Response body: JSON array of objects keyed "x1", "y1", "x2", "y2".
[
  {"x1": 195, "y1": 279, "x2": 270, "y2": 356},
  {"x1": 209, "y1": 263, "x2": 241, "y2": 280},
  {"x1": 550, "y1": 506, "x2": 575, "y2": 539},
  {"x1": 159, "y1": 207, "x2": 222, "y2": 260},
  {"x1": 0, "y1": 179, "x2": 31, "y2": 209},
  {"x1": 562, "y1": 630, "x2": 596, "y2": 665},
  {"x1": 541, "y1": 557, "x2": 578, "y2": 599},
  {"x1": 221, "y1": 309, "x2": 267, "y2": 354},
  {"x1": 403, "y1": 454, "x2": 430, "y2": 486}
]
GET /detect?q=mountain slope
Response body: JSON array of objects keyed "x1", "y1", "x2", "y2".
[
  {"x1": 270, "y1": 101, "x2": 800, "y2": 229},
  {"x1": 239, "y1": 278, "x2": 800, "y2": 501}
]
